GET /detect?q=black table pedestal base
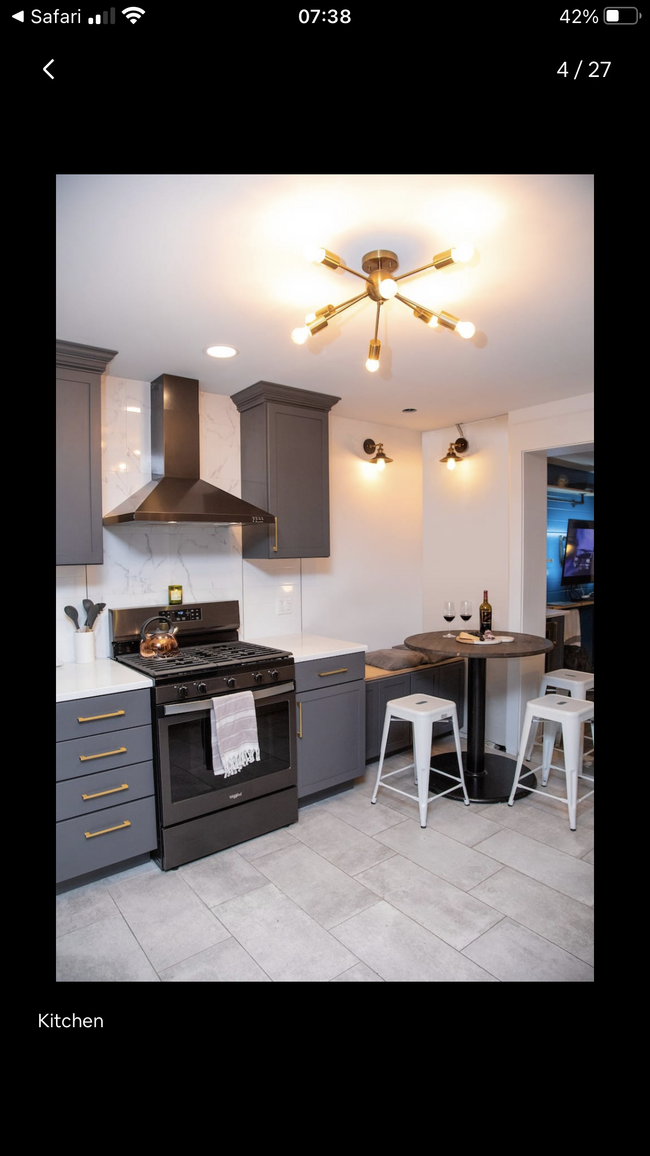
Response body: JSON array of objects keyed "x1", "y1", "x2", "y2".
[{"x1": 429, "y1": 751, "x2": 536, "y2": 804}]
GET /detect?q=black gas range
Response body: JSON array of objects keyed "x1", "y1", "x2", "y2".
[
  {"x1": 111, "y1": 601, "x2": 294, "y2": 700},
  {"x1": 109, "y1": 601, "x2": 298, "y2": 870}
]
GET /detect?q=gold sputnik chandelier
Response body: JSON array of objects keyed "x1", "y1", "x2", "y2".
[{"x1": 291, "y1": 243, "x2": 476, "y2": 373}]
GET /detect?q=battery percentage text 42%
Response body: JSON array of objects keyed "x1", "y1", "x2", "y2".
[{"x1": 561, "y1": 9, "x2": 599, "y2": 20}]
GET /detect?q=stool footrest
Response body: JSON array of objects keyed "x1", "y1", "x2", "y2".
[
  {"x1": 378, "y1": 778, "x2": 462, "y2": 806},
  {"x1": 512, "y1": 783, "x2": 595, "y2": 807}
]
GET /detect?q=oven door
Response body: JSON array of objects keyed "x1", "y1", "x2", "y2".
[{"x1": 156, "y1": 684, "x2": 297, "y2": 827}]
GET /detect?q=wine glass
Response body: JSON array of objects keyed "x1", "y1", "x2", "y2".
[
  {"x1": 442, "y1": 601, "x2": 456, "y2": 637},
  {"x1": 460, "y1": 600, "x2": 472, "y2": 623}
]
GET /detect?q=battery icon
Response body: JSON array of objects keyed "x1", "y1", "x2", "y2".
[{"x1": 603, "y1": 7, "x2": 639, "y2": 20}]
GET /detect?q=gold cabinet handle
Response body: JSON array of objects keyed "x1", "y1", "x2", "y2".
[
  {"x1": 81, "y1": 783, "x2": 129, "y2": 800},
  {"x1": 77, "y1": 710, "x2": 126, "y2": 722},
  {"x1": 297, "y1": 701, "x2": 303, "y2": 738},
  {"x1": 84, "y1": 819, "x2": 131, "y2": 839},
  {"x1": 318, "y1": 668, "x2": 348, "y2": 677},
  {"x1": 273, "y1": 516, "x2": 278, "y2": 553},
  {"x1": 79, "y1": 746, "x2": 127, "y2": 762}
]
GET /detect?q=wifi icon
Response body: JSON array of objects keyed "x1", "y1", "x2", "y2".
[{"x1": 122, "y1": 5, "x2": 145, "y2": 20}]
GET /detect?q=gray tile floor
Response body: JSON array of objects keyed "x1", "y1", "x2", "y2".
[{"x1": 56, "y1": 731, "x2": 594, "y2": 983}]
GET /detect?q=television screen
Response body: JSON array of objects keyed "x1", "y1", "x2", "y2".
[{"x1": 561, "y1": 518, "x2": 594, "y2": 586}]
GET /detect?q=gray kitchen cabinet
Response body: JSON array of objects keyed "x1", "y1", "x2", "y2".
[
  {"x1": 56, "y1": 340, "x2": 117, "y2": 566},
  {"x1": 56, "y1": 688, "x2": 157, "y2": 883},
  {"x1": 231, "y1": 380, "x2": 340, "y2": 559},
  {"x1": 365, "y1": 660, "x2": 465, "y2": 763},
  {"x1": 365, "y1": 674, "x2": 411, "y2": 763},
  {"x1": 295, "y1": 654, "x2": 366, "y2": 799}
]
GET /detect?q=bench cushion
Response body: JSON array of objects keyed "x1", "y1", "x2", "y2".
[{"x1": 364, "y1": 646, "x2": 427, "y2": 670}]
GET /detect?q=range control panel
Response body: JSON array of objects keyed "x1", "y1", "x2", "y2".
[{"x1": 157, "y1": 607, "x2": 203, "y2": 622}]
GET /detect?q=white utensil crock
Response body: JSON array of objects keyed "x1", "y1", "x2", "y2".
[{"x1": 74, "y1": 630, "x2": 96, "y2": 664}]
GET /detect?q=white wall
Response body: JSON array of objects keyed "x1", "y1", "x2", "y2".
[
  {"x1": 422, "y1": 416, "x2": 510, "y2": 741},
  {"x1": 56, "y1": 376, "x2": 423, "y2": 663},
  {"x1": 505, "y1": 391, "x2": 595, "y2": 753},
  {"x1": 301, "y1": 415, "x2": 423, "y2": 651}
]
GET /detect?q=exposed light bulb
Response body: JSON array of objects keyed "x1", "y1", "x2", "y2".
[
  {"x1": 366, "y1": 337, "x2": 381, "y2": 372},
  {"x1": 378, "y1": 277, "x2": 398, "y2": 299},
  {"x1": 303, "y1": 245, "x2": 326, "y2": 263},
  {"x1": 447, "y1": 457, "x2": 457, "y2": 471},
  {"x1": 456, "y1": 321, "x2": 476, "y2": 339},
  {"x1": 451, "y1": 244, "x2": 475, "y2": 263},
  {"x1": 291, "y1": 326, "x2": 309, "y2": 345},
  {"x1": 375, "y1": 457, "x2": 386, "y2": 470}
]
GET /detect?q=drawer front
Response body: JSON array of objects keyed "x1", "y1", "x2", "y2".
[
  {"x1": 56, "y1": 724, "x2": 153, "y2": 781},
  {"x1": 56, "y1": 688, "x2": 151, "y2": 742},
  {"x1": 56, "y1": 760, "x2": 155, "y2": 822},
  {"x1": 294, "y1": 651, "x2": 365, "y2": 693},
  {"x1": 56, "y1": 795, "x2": 158, "y2": 884}
]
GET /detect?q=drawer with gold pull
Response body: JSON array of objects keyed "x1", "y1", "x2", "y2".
[
  {"x1": 56, "y1": 688, "x2": 151, "y2": 742},
  {"x1": 56, "y1": 724, "x2": 153, "y2": 781},
  {"x1": 293, "y1": 651, "x2": 366, "y2": 694},
  {"x1": 56, "y1": 795, "x2": 158, "y2": 884},
  {"x1": 56, "y1": 759, "x2": 154, "y2": 821}
]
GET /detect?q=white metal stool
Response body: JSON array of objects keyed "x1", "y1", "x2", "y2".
[
  {"x1": 525, "y1": 669, "x2": 594, "y2": 760},
  {"x1": 509, "y1": 694, "x2": 594, "y2": 830},
  {"x1": 371, "y1": 694, "x2": 470, "y2": 827}
]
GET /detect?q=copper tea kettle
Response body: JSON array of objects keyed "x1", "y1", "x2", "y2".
[{"x1": 139, "y1": 615, "x2": 179, "y2": 658}]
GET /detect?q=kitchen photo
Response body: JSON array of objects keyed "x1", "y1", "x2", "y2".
[{"x1": 56, "y1": 173, "x2": 594, "y2": 985}]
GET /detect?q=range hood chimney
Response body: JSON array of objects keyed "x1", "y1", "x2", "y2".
[{"x1": 103, "y1": 374, "x2": 275, "y2": 526}]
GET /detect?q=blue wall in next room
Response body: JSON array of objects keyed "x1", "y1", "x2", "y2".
[{"x1": 546, "y1": 465, "x2": 594, "y2": 603}]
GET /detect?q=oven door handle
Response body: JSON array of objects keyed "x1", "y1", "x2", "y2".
[{"x1": 161, "y1": 682, "x2": 295, "y2": 715}]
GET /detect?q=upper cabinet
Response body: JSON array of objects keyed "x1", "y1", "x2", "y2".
[
  {"x1": 56, "y1": 340, "x2": 117, "y2": 566},
  {"x1": 232, "y1": 381, "x2": 340, "y2": 559}
]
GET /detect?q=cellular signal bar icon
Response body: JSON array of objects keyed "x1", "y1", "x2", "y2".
[
  {"x1": 88, "y1": 7, "x2": 116, "y2": 21},
  {"x1": 122, "y1": 6, "x2": 145, "y2": 20}
]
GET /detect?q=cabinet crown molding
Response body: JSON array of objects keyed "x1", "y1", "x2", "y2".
[
  {"x1": 231, "y1": 380, "x2": 340, "y2": 413},
  {"x1": 56, "y1": 340, "x2": 118, "y2": 374}
]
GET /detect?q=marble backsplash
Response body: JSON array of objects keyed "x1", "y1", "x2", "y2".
[{"x1": 56, "y1": 376, "x2": 302, "y2": 664}]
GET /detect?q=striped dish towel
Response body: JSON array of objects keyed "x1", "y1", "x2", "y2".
[{"x1": 211, "y1": 691, "x2": 260, "y2": 777}]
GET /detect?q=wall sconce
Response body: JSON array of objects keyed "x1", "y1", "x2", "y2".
[
  {"x1": 363, "y1": 438, "x2": 393, "y2": 470},
  {"x1": 439, "y1": 425, "x2": 469, "y2": 471}
]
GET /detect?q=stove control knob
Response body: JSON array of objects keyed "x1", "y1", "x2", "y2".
[
  {"x1": 177, "y1": 685, "x2": 188, "y2": 699},
  {"x1": 268, "y1": 669, "x2": 278, "y2": 680},
  {"x1": 225, "y1": 677, "x2": 236, "y2": 688},
  {"x1": 197, "y1": 682, "x2": 207, "y2": 694},
  {"x1": 253, "y1": 672, "x2": 264, "y2": 683}
]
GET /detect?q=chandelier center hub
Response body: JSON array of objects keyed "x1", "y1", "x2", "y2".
[{"x1": 361, "y1": 250, "x2": 399, "y2": 275}]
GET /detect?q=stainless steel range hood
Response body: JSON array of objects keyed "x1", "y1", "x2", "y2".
[{"x1": 103, "y1": 374, "x2": 275, "y2": 526}]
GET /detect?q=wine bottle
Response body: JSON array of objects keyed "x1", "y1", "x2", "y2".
[{"x1": 479, "y1": 590, "x2": 492, "y2": 637}]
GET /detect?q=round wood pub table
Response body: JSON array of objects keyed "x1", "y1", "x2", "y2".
[{"x1": 403, "y1": 630, "x2": 553, "y2": 803}]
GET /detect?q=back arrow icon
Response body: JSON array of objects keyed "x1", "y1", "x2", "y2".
[{"x1": 43, "y1": 59, "x2": 54, "y2": 79}]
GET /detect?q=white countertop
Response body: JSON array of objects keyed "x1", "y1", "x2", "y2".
[
  {"x1": 248, "y1": 633, "x2": 367, "y2": 663},
  {"x1": 56, "y1": 659, "x2": 154, "y2": 703}
]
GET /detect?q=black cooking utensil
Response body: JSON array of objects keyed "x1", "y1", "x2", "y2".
[
  {"x1": 64, "y1": 605, "x2": 80, "y2": 630},
  {"x1": 82, "y1": 598, "x2": 94, "y2": 627},
  {"x1": 87, "y1": 603, "x2": 106, "y2": 630}
]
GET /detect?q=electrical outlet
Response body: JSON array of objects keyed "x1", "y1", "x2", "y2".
[{"x1": 276, "y1": 597, "x2": 292, "y2": 615}]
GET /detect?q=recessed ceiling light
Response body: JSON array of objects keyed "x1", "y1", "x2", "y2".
[{"x1": 205, "y1": 345, "x2": 239, "y2": 359}]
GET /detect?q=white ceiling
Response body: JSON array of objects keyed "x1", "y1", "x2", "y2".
[{"x1": 56, "y1": 173, "x2": 594, "y2": 434}]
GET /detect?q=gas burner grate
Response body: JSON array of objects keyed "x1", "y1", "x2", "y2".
[{"x1": 115, "y1": 639, "x2": 291, "y2": 678}]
